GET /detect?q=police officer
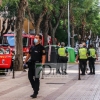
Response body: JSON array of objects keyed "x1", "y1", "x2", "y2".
[
  {"x1": 24, "y1": 34, "x2": 46, "y2": 98},
  {"x1": 76, "y1": 43, "x2": 88, "y2": 75},
  {"x1": 58, "y1": 42, "x2": 68, "y2": 74},
  {"x1": 88, "y1": 44, "x2": 98, "y2": 75}
]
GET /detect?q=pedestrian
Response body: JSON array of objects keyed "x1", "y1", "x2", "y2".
[
  {"x1": 56, "y1": 42, "x2": 61, "y2": 74},
  {"x1": 24, "y1": 34, "x2": 46, "y2": 98},
  {"x1": 58, "y1": 42, "x2": 68, "y2": 74},
  {"x1": 76, "y1": 43, "x2": 88, "y2": 75},
  {"x1": 57, "y1": 42, "x2": 61, "y2": 46},
  {"x1": 88, "y1": 44, "x2": 98, "y2": 75}
]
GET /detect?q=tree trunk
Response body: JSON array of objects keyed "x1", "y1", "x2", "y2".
[
  {"x1": 35, "y1": 17, "x2": 42, "y2": 34},
  {"x1": 81, "y1": 16, "x2": 86, "y2": 42},
  {"x1": 35, "y1": 9, "x2": 47, "y2": 35},
  {"x1": 49, "y1": 21, "x2": 56, "y2": 45},
  {"x1": 51, "y1": 29, "x2": 56, "y2": 44},
  {"x1": 50, "y1": 7, "x2": 65, "y2": 45},
  {"x1": 43, "y1": 15, "x2": 50, "y2": 46},
  {"x1": 15, "y1": 0, "x2": 28, "y2": 70}
]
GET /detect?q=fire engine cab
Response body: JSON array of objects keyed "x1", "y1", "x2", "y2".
[{"x1": 1, "y1": 32, "x2": 44, "y2": 55}]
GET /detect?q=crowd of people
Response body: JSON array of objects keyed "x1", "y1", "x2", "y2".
[
  {"x1": 16, "y1": 37, "x2": 99, "y2": 98},
  {"x1": 76, "y1": 42, "x2": 98, "y2": 75}
]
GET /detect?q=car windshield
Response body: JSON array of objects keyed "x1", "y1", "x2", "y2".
[
  {"x1": 2, "y1": 36, "x2": 28, "y2": 47},
  {"x1": 0, "y1": 48, "x2": 10, "y2": 54}
]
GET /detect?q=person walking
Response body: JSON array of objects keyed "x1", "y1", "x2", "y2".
[
  {"x1": 76, "y1": 43, "x2": 88, "y2": 75},
  {"x1": 24, "y1": 34, "x2": 46, "y2": 98},
  {"x1": 88, "y1": 44, "x2": 98, "y2": 75},
  {"x1": 56, "y1": 42, "x2": 61, "y2": 74},
  {"x1": 58, "y1": 42, "x2": 68, "y2": 74}
]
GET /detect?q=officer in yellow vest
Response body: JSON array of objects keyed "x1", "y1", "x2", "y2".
[
  {"x1": 76, "y1": 43, "x2": 88, "y2": 75},
  {"x1": 58, "y1": 42, "x2": 68, "y2": 74},
  {"x1": 88, "y1": 44, "x2": 98, "y2": 75}
]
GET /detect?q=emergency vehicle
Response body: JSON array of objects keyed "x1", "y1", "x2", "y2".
[
  {"x1": 0, "y1": 46, "x2": 12, "y2": 69},
  {"x1": 1, "y1": 32, "x2": 44, "y2": 55},
  {"x1": 0, "y1": 46, "x2": 13, "y2": 75}
]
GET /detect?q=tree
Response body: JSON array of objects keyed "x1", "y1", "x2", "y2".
[
  {"x1": 1, "y1": 0, "x2": 100, "y2": 48},
  {"x1": 0, "y1": 0, "x2": 28, "y2": 70},
  {"x1": 15, "y1": 0, "x2": 28, "y2": 70}
]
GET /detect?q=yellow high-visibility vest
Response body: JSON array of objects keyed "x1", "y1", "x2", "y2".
[
  {"x1": 79, "y1": 48, "x2": 87, "y2": 59},
  {"x1": 58, "y1": 47, "x2": 66, "y2": 56},
  {"x1": 89, "y1": 48, "x2": 96, "y2": 58}
]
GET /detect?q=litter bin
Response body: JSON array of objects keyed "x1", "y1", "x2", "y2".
[{"x1": 67, "y1": 47, "x2": 75, "y2": 63}]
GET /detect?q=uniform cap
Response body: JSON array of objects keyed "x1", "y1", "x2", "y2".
[{"x1": 61, "y1": 42, "x2": 65, "y2": 47}]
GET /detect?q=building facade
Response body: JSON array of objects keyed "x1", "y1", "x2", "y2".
[{"x1": 0, "y1": 17, "x2": 34, "y2": 34}]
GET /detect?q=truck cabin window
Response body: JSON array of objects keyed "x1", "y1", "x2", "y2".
[{"x1": 2, "y1": 36, "x2": 28, "y2": 47}]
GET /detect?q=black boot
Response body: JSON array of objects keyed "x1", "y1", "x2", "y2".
[
  {"x1": 64, "y1": 69, "x2": 67, "y2": 75},
  {"x1": 93, "y1": 69, "x2": 95, "y2": 75},
  {"x1": 62, "y1": 69, "x2": 65, "y2": 75},
  {"x1": 88, "y1": 72, "x2": 92, "y2": 75},
  {"x1": 30, "y1": 94, "x2": 37, "y2": 98},
  {"x1": 56, "y1": 69, "x2": 61, "y2": 74}
]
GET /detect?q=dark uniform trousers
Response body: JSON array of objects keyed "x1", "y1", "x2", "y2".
[
  {"x1": 88, "y1": 57, "x2": 95, "y2": 73},
  {"x1": 56, "y1": 54, "x2": 60, "y2": 72},
  {"x1": 28, "y1": 62, "x2": 40, "y2": 95},
  {"x1": 59, "y1": 56, "x2": 68, "y2": 72},
  {"x1": 79, "y1": 59, "x2": 87, "y2": 74}
]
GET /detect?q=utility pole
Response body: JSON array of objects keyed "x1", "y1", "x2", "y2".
[{"x1": 68, "y1": 0, "x2": 70, "y2": 47}]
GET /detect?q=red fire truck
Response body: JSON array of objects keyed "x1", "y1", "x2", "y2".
[
  {"x1": 0, "y1": 47, "x2": 12, "y2": 69},
  {"x1": 1, "y1": 33, "x2": 44, "y2": 55}
]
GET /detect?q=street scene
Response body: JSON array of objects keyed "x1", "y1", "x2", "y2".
[{"x1": 0, "y1": 0, "x2": 100, "y2": 100}]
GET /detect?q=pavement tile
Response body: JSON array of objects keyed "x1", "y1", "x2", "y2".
[{"x1": 0, "y1": 64, "x2": 100, "y2": 100}]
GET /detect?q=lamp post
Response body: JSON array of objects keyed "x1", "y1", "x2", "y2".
[{"x1": 68, "y1": 0, "x2": 70, "y2": 47}]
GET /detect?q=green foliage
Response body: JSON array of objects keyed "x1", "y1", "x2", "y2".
[
  {"x1": 1, "y1": 0, "x2": 100, "y2": 41},
  {"x1": 55, "y1": 21, "x2": 68, "y2": 44},
  {"x1": 0, "y1": 0, "x2": 19, "y2": 18}
]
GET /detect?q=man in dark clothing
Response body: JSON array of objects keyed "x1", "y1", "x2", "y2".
[
  {"x1": 76, "y1": 43, "x2": 88, "y2": 75},
  {"x1": 58, "y1": 42, "x2": 68, "y2": 74},
  {"x1": 88, "y1": 44, "x2": 98, "y2": 75},
  {"x1": 24, "y1": 34, "x2": 46, "y2": 98},
  {"x1": 56, "y1": 42, "x2": 61, "y2": 74}
]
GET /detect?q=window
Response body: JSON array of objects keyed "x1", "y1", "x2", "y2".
[
  {"x1": 23, "y1": 37, "x2": 28, "y2": 47},
  {"x1": 3, "y1": 36, "x2": 28, "y2": 47},
  {"x1": 0, "y1": 48, "x2": 10, "y2": 54}
]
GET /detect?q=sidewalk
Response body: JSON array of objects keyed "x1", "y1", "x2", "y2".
[{"x1": 0, "y1": 64, "x2": 100, "y2": 100}]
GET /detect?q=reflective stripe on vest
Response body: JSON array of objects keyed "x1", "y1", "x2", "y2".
[
  {"x1": 89, "y1": 48, "x2": 96, "y2": 58},
  {"x1": 79, "y1": 48, "x2": 87, "y2": 59},
  {"x1": 58, "y1": 48, "x2": 66, "y2": 56}
]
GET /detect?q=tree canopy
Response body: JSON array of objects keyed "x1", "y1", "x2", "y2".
[{"x1": 0, "y1": 0, "x2": 100, "y2": 45}]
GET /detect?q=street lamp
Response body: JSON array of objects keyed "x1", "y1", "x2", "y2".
[{"x1": 68, "y1": 0, "x2": 70, "y2": 47}]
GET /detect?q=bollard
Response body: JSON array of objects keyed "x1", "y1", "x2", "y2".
[
  {"x1": 12, "y1": 60, "x2": 15, "y2": 79},
  {"x1": 53, "y1": 69, "x2": 55, "y2": 75},
  {"x1": 78, "y1": 62, "x2": 81, "y2": 80}
]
